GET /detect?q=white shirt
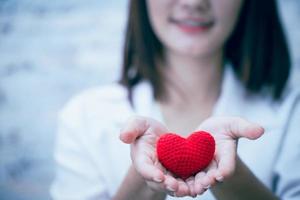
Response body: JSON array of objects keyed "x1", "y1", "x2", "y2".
[{"x1": 51, "y1": 67, "x2": 300, "y2": 200}]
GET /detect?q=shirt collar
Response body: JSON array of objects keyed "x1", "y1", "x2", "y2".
[{"x1": 132, "y1": 63, "x2": 245, "y2": 119}]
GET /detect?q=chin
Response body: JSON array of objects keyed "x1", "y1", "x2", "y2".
[{"x1": 179, "y1": 45, "x2": 213, "y2": 58}]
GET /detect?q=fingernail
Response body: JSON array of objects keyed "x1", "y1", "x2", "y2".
[
  {"x1": 168, "y1": 191, "x2": 176, "y2": 197},
  {"x1": 167, "y1": 186, "x2": 175, "y2": 192},
  {"x1": 204, "y1": 185, "x2": 210, "y2": 189},
  {"x1": 153, "y1": 177, "x2": 163, "y2": 182},
  {"x1": 216, "y1": 176, "x2": 224, "y2": 182}
]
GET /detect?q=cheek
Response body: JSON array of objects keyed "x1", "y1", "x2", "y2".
[
  {"x1": 212, "y1": 0, "x2": 244, "y2": 42},
  {"x1": 146, "y1": 0, "x2": 244, "y2": 57},
  {"x1": 146, "y1": 0, "x2": 171, "y2": 37}
]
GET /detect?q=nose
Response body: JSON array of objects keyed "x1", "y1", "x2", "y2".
[{"x1": 179, "y1": 0, "x2": 210, "y2": 13}]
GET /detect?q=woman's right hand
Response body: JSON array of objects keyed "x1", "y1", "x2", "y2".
[{"x1": 119, "y1": 116, "x2": 194, "y2": 197}]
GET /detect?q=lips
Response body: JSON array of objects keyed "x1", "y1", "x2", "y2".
[{"x1": 170, "y1": 17, "x2": 214, "y2": 34}]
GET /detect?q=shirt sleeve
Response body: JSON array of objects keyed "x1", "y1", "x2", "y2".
[
  {"x1": 50, "y1": 97, "x2": 110, "y2": 200},
  {"x1": 273, "y1": 93, "x2": 300, "y2": 200}
]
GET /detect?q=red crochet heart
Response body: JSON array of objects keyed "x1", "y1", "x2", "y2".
[{"x1": 156, "y1": 131, "x2": 215, "y2": 180}]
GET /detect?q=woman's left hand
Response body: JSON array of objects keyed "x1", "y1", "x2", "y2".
[{"x1": 189, "y1": 117, "x2": 264, "y2": 195}]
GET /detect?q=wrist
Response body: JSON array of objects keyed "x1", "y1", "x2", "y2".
[
  {"x1": 210, "y1": 157, "x2": 278, "y2": 200},
  {"x1": 130, "y1": 165, "x2": 166, "y2": 197}
]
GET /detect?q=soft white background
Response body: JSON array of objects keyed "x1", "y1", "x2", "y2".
[{"x1": 0, "y1": 0, "x2": 299, "y2": 199}]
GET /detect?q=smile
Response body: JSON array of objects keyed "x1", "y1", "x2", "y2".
[{"x1": 170, "y1": 17, "x2": 214, "y2": 34}]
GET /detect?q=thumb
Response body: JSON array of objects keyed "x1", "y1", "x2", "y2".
[
  {"x1": 199, "y1": 117, "x2": 264, "y2": 140},
  {"x1": 119, "y1": 116, "x2": 149, "y2": 144},
  {"x1": 227, "y1": 117, "x2": 265, "y2": 140}
]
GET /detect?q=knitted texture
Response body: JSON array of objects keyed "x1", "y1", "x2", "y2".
[{"x1": 156, "y1": 131, "x2": 215, "y2": 180}]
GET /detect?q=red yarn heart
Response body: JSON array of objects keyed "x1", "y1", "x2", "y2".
[{"x1": 156, "y1": 131, "x2": 215, "y2": 180}]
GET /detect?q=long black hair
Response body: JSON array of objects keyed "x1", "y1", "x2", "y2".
[{"x1": 120, "y1": 0, "x2": 291, "y2": 102}]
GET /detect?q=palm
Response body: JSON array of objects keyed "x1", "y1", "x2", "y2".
[
  {"x1": 120, "y1": 116, "x2": 264, "y2": 197},
  {"x1": 131, "y1": 125, "x2": 167, "y2": 174},
  {"x1": 191, "y1": 117, "x2": 264, "y2": 194},
  {"x1": 120, "y1": 116, "x2": 193, "y2": 197}
]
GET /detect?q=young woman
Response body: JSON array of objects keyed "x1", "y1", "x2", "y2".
[{"x1": 51, "y1": 0, "x2": 300, "y2": 199}]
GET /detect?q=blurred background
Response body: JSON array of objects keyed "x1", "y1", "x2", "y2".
[{"x1": 0, "y1": 0, "x2": 299, "y2": 199}]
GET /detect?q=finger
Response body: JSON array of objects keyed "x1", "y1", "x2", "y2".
[
  {"x1": 120, "y1": 116, "x2": 169, "y2": 144},
  {"x1": 186, "y1": 177, "x2": 197, "y2": 197},
  {"x1": 174, "y1": 178, "x2": 190, "y2": 197},
  {"x1": 204, "y1": 160, "x2": 219, "y2": 185},
  {"x1": 147, "y1": 174, "x2": 179, "y2": 195},
  {"x1": 119, "y1": 116, "x2": 149, "y2": 144},
  {"x1": 205, "y1": 159, "x2": 218, "y2": 173},
  {"x1": 140, "y1": 164, "x2": 165, "y2": 183},
  {"x1": 194, "y1": 172, "x2": 206, "y2": 194},
  {"x1": 146, "y1": 180, "x2": 166, "y2": 192},
  {"x1": 199, "y1": 117, "x2": 264, "y2": 140},
  {"x1": 194, "y1": 160, "x2": 218, "y2": 192},
  {"x1": 135, "y1": 155, "x2": 165, "y2": 182},
  {"x1": 227, "y1": 117, "x2": 264, "y2": 140},
  {"x1": 155, "y1": 161, "x2": 168, "y2": 175},
  {"x1": 163, "y1": 174, "x2": 179, "y2": 192},
  {"x1": 199, "y1": 170, "x2": 217, "y2": 189},
  {"x1": 214, "y1": 142, "x2": 236, "y2": 180}
]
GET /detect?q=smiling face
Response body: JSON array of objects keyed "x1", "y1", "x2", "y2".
[{"x1": 146, "y1": 0, "x2": 244, "y2": 58}]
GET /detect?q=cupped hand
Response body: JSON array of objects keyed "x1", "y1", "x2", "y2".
[
  {"x1": 119, "y1": 116, "x2": 194, "y2": 197},
  {"x1": 190, "y1": 117, "x2": 264, "y2": 195},
  {"x1": 119, "y1": 116, "x2": 264, "y2": 197}
]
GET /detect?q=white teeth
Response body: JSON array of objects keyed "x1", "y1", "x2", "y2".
[{"x1": 179, "y1": 20, "x2": 208, "y2": 27}]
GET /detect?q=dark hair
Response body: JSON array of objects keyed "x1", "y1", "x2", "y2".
[{"x1": 119, "y1": 0, "x2": 291, "y2": 102}]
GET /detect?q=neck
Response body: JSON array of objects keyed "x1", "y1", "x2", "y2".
[{"x1": 160, "y1": 50, "x2": 224, "y2": 108}]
